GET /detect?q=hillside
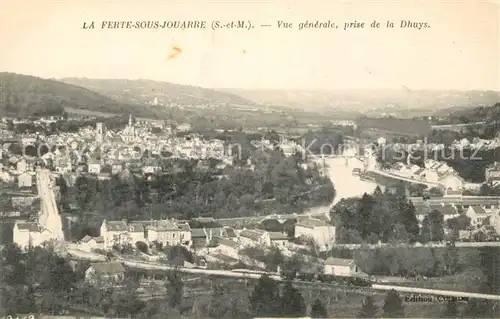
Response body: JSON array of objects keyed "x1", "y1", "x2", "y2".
[
  {"x1": 454, "y1": 102, "x2": 500, "y2": 123},
  {"x1": 60, "y1": 78, "x2": 256, "y2": 107},
  {"x1": 222, "y1": 88, "x2": 500, "y2": 117},
  {"x1": 0, "y1": 73, "x2": 163, "y2": 118}
]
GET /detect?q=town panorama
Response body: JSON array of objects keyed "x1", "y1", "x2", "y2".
[{"x1": 1, "y1": 73, "x2": 500, "y2": 319}]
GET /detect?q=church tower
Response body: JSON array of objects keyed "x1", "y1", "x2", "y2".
[
  {"x1": 96, "y1": 122, "x2": 104, "y2": 144},
  {"x1": 122, "y1": 114, "x2": 136, "y2": 143}
]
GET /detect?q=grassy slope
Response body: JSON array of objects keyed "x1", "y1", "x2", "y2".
[
  {"x1": 0, "y1": 72, "x2": 164, "y2": 118},
  {"x1": 60, "y1": 77, "x2": 257, "y2": 106}
]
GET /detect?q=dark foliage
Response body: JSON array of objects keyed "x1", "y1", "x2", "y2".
[{"x1": 382, "y1": 290, "x2": 405, "y2": 318}]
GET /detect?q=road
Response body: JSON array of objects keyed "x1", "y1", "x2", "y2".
[
  {"x1": 327, "y1": 241, "x2": 500, "y2": 250},
  {"x1": 431, "y1": 122, "x2": 486, "y2": 130},
  {"x1": 121, "y1": 259, "x2": 500, "y2": 301},
  {"x1": 366, "y1": 168, "x2": 438, "y2": 187},
  {"x1": 64, "y1": 248, "x2": 500, "y2": 301},
  {"x1": 36, "y1": 168, "x2": 64, "y2": 241}
]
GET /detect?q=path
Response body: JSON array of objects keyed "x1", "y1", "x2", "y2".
[{"x1": 36, "y1": 168, "x2": 64, "y2": 241}]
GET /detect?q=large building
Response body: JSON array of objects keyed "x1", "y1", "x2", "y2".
[
  {"x1": 121, "y1": 114, "x2": 136, "y2": 143},
  {"x1": 294, "y1": 218, "x2": 335, "y2": 250}
]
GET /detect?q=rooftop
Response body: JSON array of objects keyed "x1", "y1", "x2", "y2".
[
  {"x1": 296, "y1": 218, "x2": 329, "y2": 229},
  {"x1": 240, "y1": 229, "x2": 265, "y2": 241},
  {"x1": 88, "y1": 262, "x2": 126, "y2": 275},
  {"x1": 324, "y1": 257, "x2": 355, "y2": 267}
]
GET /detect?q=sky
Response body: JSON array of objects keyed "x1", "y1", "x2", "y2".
[{"x1": 0, "y1": 0, "x2": 499, "y2": 90}]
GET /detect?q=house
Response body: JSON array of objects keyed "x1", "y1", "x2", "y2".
[
  {"x1": 13, "y1": 221, "x2": 40, "y2": 249},
  {"x1": 466, "y1": 206, "x2": 491, "y2": 228},
  {"x1": 215, "y1": 238, "x2": 240, "y2": 259},
  {"x1": 377, "y1": 137, "x2": 386, "y2": 146},
  {"x1": 177, "y1": 222, "x2": 192, "y2": 246},
  {"x1": 15, "y1": 158, "x2": 37, "y2": 173},
  {"x1": 147, "y1": 220, "x2": 181, "y2": 246},
  {"x1": 100, "y1": 220, "x2": 129, "y2": 249},
  {"x1": 127, "y1": 222, "x2": 146, "y2": 244},
  {"x1": 206, "y1": 227, "x2": 228, "y2": 243},
  {"x1": 438, "y1": 171, "x2": 464, "y2": 192},
  {"x1": 16, "y1": 158, "x2": 28, "y2": 173},
  {"x1": 88, "y1": 159, "x2": 101, "y2": 174},
  {"x1": 268, "y1": 232, "x2": 289, "y2": 248},
  {"x1": 294, "y1": 218, "x2": 335, "y2": 250},
  {"x1": 111, "y1": 163, "x2": 123, "y2": 175},
  {"x1": 436, "y1": 163, "x2": 451, "y2": 174},
  {"x1": 78, "y1": 235, "x2": 104, "y2": 252},
  {"x1": 414, "y1": 168, "x2": 426, "y2": 178},
  {"x1": 142, "y1": 165, "x2": 161, "y2": 175},
  {"x1": 239, "y1": 229, "x2": 270, "y2": 247},
  {"x1": 18, "y1": 172, "x2": 33, "y2": 188},
  {"x1": 13, "y1": 221, "x2": 53, "y2": 249},
  {"x1": 324, "y1": 257, "x2": 362, "y2": 277},
  {"x1": 8, "y1": 156, "x2": 20, "y2": 169},
  {"x1": 485, "y1": 163, "x2": 500, "y2": 185},
  {"x1": 428, "y1": 205, "x2": 460, "y2": 221},
  {"x1": 423, "y1": 170, "x2": 439, "y2": 183},
  {"x1": 85, "y1": 262, "x2": 126, "y2": 285},
  {"x1": 409, "y1": 165, "x2": 421, "y2": 175},
  {"x1": 191, "y1": 228, "x2": 208, "y2": 249},
  {"x1": 486, "y1": 210, "x2": 500, "y2": 235}
]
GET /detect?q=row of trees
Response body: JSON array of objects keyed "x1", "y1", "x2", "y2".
[
  {"x1": 332, "y1": 184, "x2": 474, "y2": 246},
  {"x1": 332, "y1": 185, "x2": 420, "y2": 244}
]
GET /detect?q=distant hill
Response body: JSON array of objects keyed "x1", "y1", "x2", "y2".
[
  {"x1": 0, "y1": 72, "x2": 163, "y2": 118},
  {"x1": 60, "y1": 78, "x2": 256, "y2": 107},
  {"x1": 221, "y1": 88, "x2": 500, "y2": 117},
  {"x1": 453, "y1": 102, "x2": 500, "y2": 123}
]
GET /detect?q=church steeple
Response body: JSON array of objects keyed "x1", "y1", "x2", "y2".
[{"x1": 128, "y1": 114, "x2": 133, "y2": 127}]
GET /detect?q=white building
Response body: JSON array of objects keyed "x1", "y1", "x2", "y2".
[
  {"x1": 100, "y1": 220, "x2": 129, "y2": 249},
  {"x1": 294, "y1": 218, "x2": 335, "y2": 250},
  {"x1": 13, "y1": 221, "x2": 53, "y2": 250},
  {"x1": 438, "y1": 171, "x2": 464, "y2": 192},
  {"x1": 177, "y1": 222, "x2": 192, "y2": 246},
  {"x1": 18, "y1": 172, "x2": 33, "y2": 188},
  {"x1": 466, "y1": 206, "x2": 491, "y2": 228},
  {"x1": 215, "y1": 238, "x2": 240, "y2": 259},
  {"x1": 78, "y1": 235, "x2": 105, "y2": 252},
  {"x1": 238, "y1": 229, "x2": 271, "y2": 247},
  {"x1": 486, "y1": 210, "x2": 500, "y2": 235},
  {"x1": 121, "y1": 114, "x2": 137, "y2": 143},
  {"x1": 127, "y1": 222, "x2": 146, "y2": 244},
  {"x1": 147, "y1": 220, "x2": 181, "y2": 246},
  {"x1": 85, "y1": 262, "x2": 126, "y2": 285},
  {"x1": 324, "y1": 257, "x2": 362, "y2": 277},
  {"x1": 88, "y1": 159, "x2": 101, "y2": 174}
]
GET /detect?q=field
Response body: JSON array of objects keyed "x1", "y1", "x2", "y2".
[{"x1": 357, "y1": 117, "x2": 431, "y2": 136}]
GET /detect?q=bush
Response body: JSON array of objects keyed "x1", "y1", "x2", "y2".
[{"x1": 135, "y1": 241, "x2": 148, "y2": 253}]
